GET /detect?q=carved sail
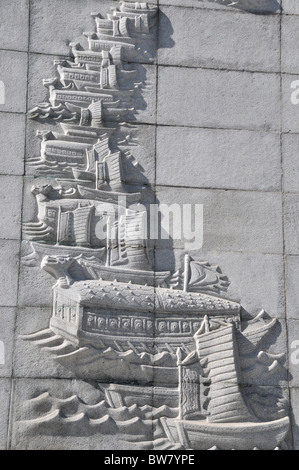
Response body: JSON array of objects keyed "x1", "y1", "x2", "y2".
[{"x1": 195, "y1": 320, "x2": 254, "y2": 423}]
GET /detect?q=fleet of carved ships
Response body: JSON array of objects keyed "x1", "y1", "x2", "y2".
[{"x1": 21, "y1": 1, "x2": 290, "y2": 449}]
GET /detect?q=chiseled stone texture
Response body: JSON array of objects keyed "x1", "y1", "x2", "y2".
[
  {"x1": 282, "y1": 74, "x2": 299, "y2": 134},
  {"x1": 0, "y1": 0, "x2": 29, "y2": 52},
  {"x1": 158, "y1": 6, "x2": 280, "y2": 72},
  {"x1": 0, "y1": 308, "x2": 16, "y2": 378},
  {"x1": 0, "y1": 241, "x2": 20, "y2": 307},
  {"x1": 282, "y1": 15, "x2": 299, "y2": 74},
  {"x1": 157, "y1": 66, "x2": 280, "y2": 131},
  {"x1": 286, "y1": 256, "x2": 299, "y2": 320},
  {"x1": 30, "y1": 0, "x2": 157, "y2": 63},
  {"x1": 0, "y1": 0, "x2": 297, "y2": 451},
  {"x1": 0, "y1": 50, "x2": 28, "y2": 114},
  {"x1": 0, "y1": 113, "x2": 25, "y2": 176},
  {"x1": 11, "y1": 378, "x2": 148, "y2": 450},
  {"x1": 159, "y1": 0, "x2": 281, "y2": 13},
  {"x1": 0, "y1": 379, "x2": 11, "y2": 450},
  {"x1": 156, "y1": 126, "x2": 281, "y2": 191},
  {"x1": 283, "y1": 134, "x2": 299, "y2": 193},
  {"x1": 284, "y1": 194, "x2": 299, "y2": 255},
  {"x1": 287, "y1": 320, "x2": 299, "y2": 388},
  {"x1": 13, "y1": 307, "x2": 74, "y2": 379},
  {"x1": 155, "y1": 249, "x2": 286, "y2": 319},
  {"x1": 290, "y1": 388, "x2": 299, "y2": 450},
  {"x1": 282, "y1": 0, "x2": 299, "y2": 14},
  {"x1": 155, "y1": 186, "x2": 283, "y2": 253},
  {"x1": 0, "y1": 176, "x2": 22, "y2": 240}
]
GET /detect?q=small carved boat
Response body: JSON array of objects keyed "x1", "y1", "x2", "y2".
[
  {"x1": 161, "y1": 416, "x2": 290, "y2": 450},
  {"x1": 77, "y1": 184, "x2": 141, "y2": 203}
]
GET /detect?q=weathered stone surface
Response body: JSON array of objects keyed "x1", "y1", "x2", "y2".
[
  {"x1": 155, "y1": 249, "x2": 286, "y2": 319},
  {"x1": 158, "y1": 6, "x2": 280, "y2": 72},
  {"x1": 0, "y1": 176, "x2": 22, "y2": 240},
  {"x1": 156, "y1": 126, "x2": 281, "y2": 191},
  {"x1": 282, "y1": 0, "x2": 299, "y2": 14},
  {"x1": 157, "y1": 66, "x2": 281, "y2": 131},
  {"x1": 10, "y1": 378, "x2": 146, "y2": 450},
  {"x1": 283, "y1": 134, "x2": 299, "y2": 193},
  {"x1": 287, "y1": 320, "x2": 299, "y2": 388},
  {"x1": 0, "y1": 0, "x2": 29, "y2": 52},
  {"x1": 0, "y1": 113, "x2": 25, "y2": 176},
  {"x1": 155, "y1": 186, "x2": 283, "y2": 253},
  {"x1": 0, "y1": 379, "x2": 11, "y2": 450},
  {"x1": 290, "y1": 388, "x2": 299, "y2": 450},
  {"x1": 159, "y1": 0, "x2": 281, "y2": 13},
  {"x1": 13, "y1": 307, "x2": 74, "y2": 379},
  {"x1": 30, "y1": 0, "x2": 157, "y2": 63},
  {"x1": 0, "y1": 308, "x2": 16, "y2": 378},
  {"x1": 284, "y1": 194, "x2": 299, "y2": 255},
  {"x1": 282, "y1": 74, "x2": 299, "y2": 133},
  {"x1": 0, "y1": 50, "x2": 28, "y2": 113},
  {"x1": 0, "y1": 241, "x2": 20, "y2": 307},
  {"x1": 282, "y1": 15, "x2": 299, "y2": 74},
  {"x1": 0, "y1": 0, "x2": 295, "y2": 452},
  {"x1": 286, "y1": 256, "x2": 299, "y2": 320}
]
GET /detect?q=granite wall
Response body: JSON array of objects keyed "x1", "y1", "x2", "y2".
[{"x1": 0, "y1": 0, "x2": 299, "y2": 450}]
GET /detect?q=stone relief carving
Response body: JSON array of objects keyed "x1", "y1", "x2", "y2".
[{"x1": 20, "y1": 1, "x2": 290, "y2": 450}]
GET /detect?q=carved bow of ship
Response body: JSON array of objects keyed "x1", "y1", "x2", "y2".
[{"x1": 161, "y1": 316, "x2": 290, "y2": 450}]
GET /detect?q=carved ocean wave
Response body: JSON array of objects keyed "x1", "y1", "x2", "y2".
[
  {"x1": 26, "y1": 158, "x2": 85, "y2": 177},
  {"x1": 18, "y1": 392, "x2": 179, "y2": 448}
]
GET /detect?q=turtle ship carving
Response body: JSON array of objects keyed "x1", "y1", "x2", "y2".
[{"x1": 21, "y1": 1, "x2": 290, "y2": 450}]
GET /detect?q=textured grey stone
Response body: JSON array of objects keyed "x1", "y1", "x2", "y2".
[
  {"x1": 0, "y1": 308, "x2": 16, "y2": 378},
  {"x1": 282, "y1": 16, "x2": 299, "y2": 74},
  {"x1": 283, "y1": 134, "x2": 299, "y2": 193},
  {"x1": 0, "y1": 176, "x2": 22, "y2": 240},
  {"x1": 158, "y1": 6, "x2": 280, "y2": 72},
  {"x1": 27, "y1": 53, "x2": 64, "y2": 114},
  {"x1": 287, "y1": 320, "x2": 299, "y2": 387},
  {"x1": 159, "y1": 0, "x2": 281, "y2": 13},
  {"x1": 284, "y1": 194, "x2": 299, "y2": 255},
  {"x1": 155, "y1": 249, "x2": 286, "y2": 319},
  {"x1": 0, "y1": 379, "x2": 11, "y2": 450},
  {"x1": 282, "y1": 0, "x2": 299, "y2": 14},
  {"x1": 17, "y1": 242, "x2": 53, "y2": 309},
  {"x1": 155, "y1": 186, "x2": 283, "y2": 253},
  {"x1": 0, "y1": 50, "x2": 28, "y2": 113},
  {"x1": 156, "y1": 126, "x2": 281, "y2": 191},
  {"x1": 0, "y1": 0, "x2": 294, "y2": 451},
  {"x1": 25, "y1": 119, "x2": 155, "y2": 186},
  {"x1": 290, "y1": 388, "x2": 299, "y2": 450},
  {"x1": 0, "y1": 113, "x2": 25, "y2": 176},
  {"x1": 282, "y1": 74, "x2": 299, "y2": 133},
  {"x1": 30, "y1": 0, "x2": 118, "y2": 57},
  {"x1": 0, "y1": 240, "x2": 20, "y2": 307},
  {"x1": 14, "y1": 307, "x2": 73, "y2": 379},
  {"x1": 10, "y1": 378, "x2": 145, "y2": 450},
  {"x1": 30, "y1": 0, "x2": 157, "y2": 63},
  {"x1": 0, "y1": 0, "x2": 29, "y2": 52},
  {"x1": 157, "y1": 66, "x2": 281, "y2": 131},
  {"x1": 28, "y1": 54, "x2": 157, "y2": 125},
  {"x1": 286, "y1": 256, "x2": 299, "y2": 320}
]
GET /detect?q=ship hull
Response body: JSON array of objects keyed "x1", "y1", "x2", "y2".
[
  {"x1": 31, "y1": 241, "x2": 106, "y2": 259},
  {"x1": 161, "y1": 416, "x2": 290, "y2": 450}
]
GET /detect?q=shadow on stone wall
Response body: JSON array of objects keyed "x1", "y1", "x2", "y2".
[{"x1": 203, "y1": 0, "x2": 281, "y2": 14}]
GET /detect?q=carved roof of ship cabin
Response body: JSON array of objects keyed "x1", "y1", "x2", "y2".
[{"x1": 60, "y1": 279, "x2": 241, "y2": 314}]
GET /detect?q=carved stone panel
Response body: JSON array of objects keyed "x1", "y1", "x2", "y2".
[{"x1": 3, "y1": 0, "x2": 291, "y2": 450}]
